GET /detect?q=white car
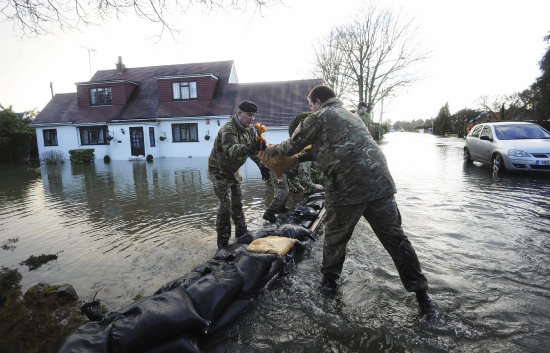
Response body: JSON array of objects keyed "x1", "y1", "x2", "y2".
[{"x1": 464, "y1": 122, "x2": 550, "y2": 174}]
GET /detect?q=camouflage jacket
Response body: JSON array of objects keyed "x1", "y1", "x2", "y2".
[
  {"x1": 286, "y1": 161, "x2": 317, "y2": 194},
  {"x1": 276, "y1": 98, "x2": 396, "y2": 206},
  {"x1": 355, "y1": 111, "x2": 371, "y2": 126},
  {"x1": 208, "y1": 115, "x2": 263, "y2": 182}
]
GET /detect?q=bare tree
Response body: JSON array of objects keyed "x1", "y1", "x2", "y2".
[
  {"x1": 312, "y1": 29, "x2": 352, "y2": 101},
  {"x1": 313, "y1": 5, "x2": 428, "y2": 114},
  {"x1": 478, "y1": 93, "x2": 526, "y2": 121},
  {"x1": 2, "y1": 0, "x2": 280, "y2": 37}
]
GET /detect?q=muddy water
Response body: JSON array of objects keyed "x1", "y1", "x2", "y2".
[{"x1": 1, "y1": 132, "x2": 549, "y2": 352}]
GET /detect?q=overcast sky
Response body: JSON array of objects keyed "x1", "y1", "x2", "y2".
[{"x1": 1, "y1": 0, "x2": 549, "y2": 122}]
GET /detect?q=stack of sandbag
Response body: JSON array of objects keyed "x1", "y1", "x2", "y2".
[{"x1": 57, "y1": 192, "x2": 325, "y2": 353}]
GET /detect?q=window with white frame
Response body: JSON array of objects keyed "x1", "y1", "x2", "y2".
[
  {"x1": 43, "y1": 129, "x2": 58, "y2": 146},
  {"x1": 90, "y1": 87, "x2": 112, "y2": 105},
  {"x1": 172, "y1": 123, "x2": 198, "y2": 142},
  {"x1": 172, "y1": 81, "x2": 197, "y2": 101},
  {"x1": 79, "y1": 126, "x2": 109, "y2": 145}
]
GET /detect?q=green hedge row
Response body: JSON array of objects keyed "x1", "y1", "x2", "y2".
[{"x1": 69, "y1": 149, "x2": 95, "y2": 164}]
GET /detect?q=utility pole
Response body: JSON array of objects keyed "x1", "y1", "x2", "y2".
[{"x1": 80, "y1": 46, "x2": 96, "y2": 78}]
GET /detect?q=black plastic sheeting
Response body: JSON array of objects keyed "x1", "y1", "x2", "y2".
[{"x1": 57, "y1": 192, "x2": 325, "y2": 353}]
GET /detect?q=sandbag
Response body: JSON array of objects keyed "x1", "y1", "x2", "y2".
[
  {"x1": 144, "y1": 335, "x2": 200, "y2": 353},
  {"x1": 305, "y1": 198, "x2": 324, "y2": 210},
  {"x1": 293, "y1": 205, "x2": 319, "y2": 220},
  {"x1": 110, "y1": 287, "x2": 209, "y2": 353},
  {"x1": 208, "y1": 299, "x2": 253, "y2": 334},
  {"x1": 154, "y1": 271, "x2": 203, "y2": 295},
  {"x1": 57, "y1": 321, "x2": 112, "y2": 353},
  {"x1": 258, "y1": 150, "x2": 297, "y2": 178},
  {"x1": 305, "y1": 192, "x2": 325, "y2": 201},
  {"x1": 185, "y1": 264, "x2": 243, "y2": 325},
  {"x1": 234, "y1": 252, "x2": 278, "y2": 298},
  {"x1": 275, "y1": 223, "x2": 315, "y2": 241},
  {"x1": 246, "y1": 236, "x2": 297, "y2": 257}
]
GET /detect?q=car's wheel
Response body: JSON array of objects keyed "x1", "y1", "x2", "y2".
[
  {"x1": 492, "y1": 153, "x2": 506, "y2": 174},
  {"x1": 463, "y1": 148, "x2": 473, "y2": 163}
]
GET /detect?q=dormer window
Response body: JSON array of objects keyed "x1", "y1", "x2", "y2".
[
  {"x1": 90, "y1": 87, "x2": 112, "y2": 106},
  {"x1": 172, "y1": 81, "x2": 197, "y2": 101}
]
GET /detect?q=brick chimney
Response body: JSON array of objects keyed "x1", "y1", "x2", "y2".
[{"x1": 116, "y1": 56, "x2": 126, "y2": 73}]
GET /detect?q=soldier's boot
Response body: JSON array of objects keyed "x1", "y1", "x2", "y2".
[
  {"x1": 320, "y1": 274, "x2": 338, "y2": 293},
  {"x1": 234, "y1": 226, "x2": 248, "y2": 239},
  {"x1": 262, "y1": 210, "x2": 277, "y2": 223},
  {"x1": 416, "y1": 290, "x2": 439, "y2": 321},
  {"x1": 217, "y1": 234, "x2": 230, "y2": 250},
  {"x1": 276, "y1": 205, "x2": 289, "y2": 213}
]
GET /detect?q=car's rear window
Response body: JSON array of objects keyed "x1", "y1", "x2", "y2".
[{"x1": 494, "y1": 125, "x2": 550, "y2": 140}]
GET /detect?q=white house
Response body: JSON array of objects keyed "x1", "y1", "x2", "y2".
[{"x1": 32, "y1": 59, "x2": 321, "y2": 161}]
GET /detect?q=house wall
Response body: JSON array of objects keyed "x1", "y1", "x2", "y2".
[
  {"x1": 157, "y1": 76, "x2": 218, "y2": 103},
  {"x1": 35, "y1": 116, "x2": 232, "y2": 162},
  {"x1": 35, "y1": 118, "x2": 292, "y2": 163},
  {"x1": 76, "y1": 82, "x2": 137, "y2": 107},
  {"x1": 263, "y1": 126, "x2": 290, "y2": 145}
]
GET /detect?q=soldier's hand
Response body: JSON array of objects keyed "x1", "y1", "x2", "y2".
[
  {"x1": 313, "y1": 184, "x2": 324, "y2": 191},
  {"x1": 259, "y1": 165, "x2": 271, "y2": 181},
  {"x1": 250, "y1": 139, "x2": 266, "y2": 151}
]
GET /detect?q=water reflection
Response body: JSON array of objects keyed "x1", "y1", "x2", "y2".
[{"x1": 1, "y1": 133, "x2": 550, "y2": 352}]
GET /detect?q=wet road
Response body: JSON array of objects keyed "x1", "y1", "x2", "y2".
[{"x1": 1, "y1": 132, "x2": 549, "y2": 352}]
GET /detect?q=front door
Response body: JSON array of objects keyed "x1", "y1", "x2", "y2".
[{"x1": 130, "y1": 127, "x2": 145, "y2": 156}]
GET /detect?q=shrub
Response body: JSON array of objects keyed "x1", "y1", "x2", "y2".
[
  {"x1": 104, "y1": 155, "x2": 111, "y2": 163},
  {"x1": 68, "y1": 149, "x2": 95, "y2": 164},
  {"x1": 40, "y1": 150, "x2": 65, "y2": 165},
  {"x1": 146, "y1": 154, "x2": 153, "y2": 162}
]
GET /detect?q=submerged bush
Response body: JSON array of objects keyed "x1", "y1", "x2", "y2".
[
  {"x1": 104, "y1": 155, "x2": 111, "y2": 163},
  {"x1": 69, "y1": 149, "x2": 95, "y2": 164},
  {"x1": 146, "y1": 154, "x2": 153, "y2": 162},
  {"x1": 41, "y1": 150, "x2": 65, "y2": 165}
]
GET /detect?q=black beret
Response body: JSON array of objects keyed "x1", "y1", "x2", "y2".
[
  {"x1": 238, "y1": 100, "x2": 258, "y2": 113},
  {"x1": 358, "y1": 101, "x2": 368, "y2": 108}
]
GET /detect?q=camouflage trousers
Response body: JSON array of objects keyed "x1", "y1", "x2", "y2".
[
  {"x1": 322, "y1": 194, "x2": 428, "y2": 293},
  {"x1": 266, "y1": 172, "x2": 289, "y2": 213},
  {"x1": 212, "y1": 177, "x2": 247, "y2": 247}
]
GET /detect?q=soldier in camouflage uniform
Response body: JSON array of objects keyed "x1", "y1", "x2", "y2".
[
  {"x1": 265, "y1": 86, "x2": 438, "y2": 320},
  {"x1": 262, "y1": 172, "x2": 289, "y2": 223},
  {"x1": 208, "y1": 101, "x2": 270, "y2": 249},
  {"x1": 285, "y1": 112, "x2": 324, "y2": 195},
  {"x1": 355, "y1": 101, "x2": 371, "y2": 126}
]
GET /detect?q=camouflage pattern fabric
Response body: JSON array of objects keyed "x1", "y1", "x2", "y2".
[
  {"x1": 286, "y1": 161, "x2": 318, "y2": 194},
  {"x1": 323, "y1": 195, "x2": 428, "y2": 292},
  {"x1": 277, "y1": 97, "x2": 396, "y2": 207},
  {"x1": 211, "y1": 177, "x2": 247, "y2": 247},
  {"x1": 208, "y1": 115, "x2": 263, "y2": 183},
  {"x1": 275, "y1": 98, "x2": 427, "y2": 291},
  {"x1": 208, "y1": 115, "x2": 265, "y2": 245},
  {"x1": 265, "y1": 171, "x2": 289, "y2": 213}
]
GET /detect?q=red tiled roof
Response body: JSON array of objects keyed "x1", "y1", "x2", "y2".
[{"x1": 34, "y1": 60, "x2": 321, "y2": 127}]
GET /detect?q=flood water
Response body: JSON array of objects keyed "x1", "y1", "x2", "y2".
[{"x1": 1, "y1": 132, "x2": 550, "y2": 352}]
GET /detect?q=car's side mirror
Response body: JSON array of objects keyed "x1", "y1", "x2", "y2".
[{"x1": 480, "y1": 135, "x2": 493, "y2": 141}]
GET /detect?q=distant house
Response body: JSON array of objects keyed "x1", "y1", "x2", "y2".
[{"x1": 31, "y1": 58, "x2": 321, "y2": 161}]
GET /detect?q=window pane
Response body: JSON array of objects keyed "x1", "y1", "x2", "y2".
[
  {"x1": 181, "y1": 82, "x2": 190, "y2": 100},
  {"x1": 43, "y1": 129, "x2": 58, "y2": 146},
  {"x1": 190, "y1": 82, "x2": 197, "y2": 99},
  {"x1": 172, "y1": 123, "x2": 198, "y2": 142},
  {"x1": 190, "y1": 125, "x2": 198, "y2": 141},
  {"x1": 172, "y1": 82, "x2": 180, "y2": 100}
]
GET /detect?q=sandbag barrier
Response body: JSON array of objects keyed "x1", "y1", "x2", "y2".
[{"x1": 57, "y1": 192, "x2": 325, "y2": 353}]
